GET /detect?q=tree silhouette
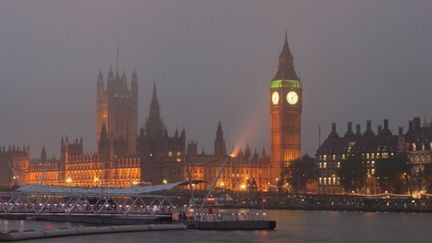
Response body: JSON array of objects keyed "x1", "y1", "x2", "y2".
[
  {"x1": 285, "y1": 155, "x2": 318, "y2": 193},
  {"x1": 375, "y1": 153, "x2": 411, "y2": 194},
  {"x1": 337, "y1": 154, "x2": 366, "y2": 193}
]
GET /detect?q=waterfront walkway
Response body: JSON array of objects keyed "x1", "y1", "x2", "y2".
[{"x1": 260, "y1": 193, "x2": 432, "y2": 212}]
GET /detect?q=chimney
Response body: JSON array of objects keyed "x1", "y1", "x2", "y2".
[
  {"x1": 356, "y1": 124, "x2": 361, "y2": 136},
  {"x1": 378, "y1": 125, "x2": 383, "y2": 134},
  {"x1": 344, "y1": 121, "x2": 354, "y2": 137},
  {"x1": 399, "y1": 126, "x2": 404, "y2": 136},
  {"x1": 364, "y1": 120, "x2": 375, "y2": 136},
  {"x1": 329, "y1": 123, "x2": 339, "y2": 138},
  {"x1": 384, "y1": 119, "x2": 389, "y2": 129}
]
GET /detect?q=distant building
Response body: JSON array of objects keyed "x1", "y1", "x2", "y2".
[
  {"x1": 0, "y1": 145, "x2": 29, "y2": 187},
  {"x1": 404, "y1": 117, "x2": 432, "y2": 172},
  {"x1": 23, "y1": 136, "x2": 141, "y2": 188},
  {"x1": 186, "y1": 123, "x2": 272, "y2": 192},
  {"x1": 316, "y1": 119, "x2": 403, "y2": 194}
]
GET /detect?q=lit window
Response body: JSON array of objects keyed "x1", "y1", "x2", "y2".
[
  {"x1": 168, "y1": 151, "x2": 173, "y2": 157},
  {"x1": 323, "y1": 155, "x2": 327, "y2": 160},
  {"x1": 319, "y1": 177, "x2": 322, "y2": 185},
  {"x1": 319, "y1": 163, "x2": 322, "y2": 168},
  {"x1": 337, "y1": 162, "x2": 341, "y2": 168},
  {"x1": 332, "y1": 154, "x2": 336, "y2": 160},
  {"x1": 371, "y1": 168, "x2": 375, "y2": 175},
  {"x1": 323, "y1": 162, "x2": 327, "y2": 169},
  {"x1": 324, "y1": 178, "x2": 327, "y2": 185}
]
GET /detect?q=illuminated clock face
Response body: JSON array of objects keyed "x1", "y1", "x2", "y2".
[
  {"x1": 286, "y1": 91, "x2": 299, "y2": 105},
  {"x1": 272, "y1": 91, "x2": 280, "y2": 105}
]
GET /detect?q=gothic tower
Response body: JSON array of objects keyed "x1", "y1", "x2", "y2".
[
  {"x1": 136, "y1": 82, "x2": 186, "y2": 184},
  {"x1": 96, "y1": 47, "x2": 138, "y2": 155},
  {"x1": 144, "y1": 82, "x2": 165, "y2": 139},
  {"x1": 214, "y1": 122, "x2": 227, "y2": 156},
  {"x1": 269, "y1": 33, "x2": 302, "y2": 183}
]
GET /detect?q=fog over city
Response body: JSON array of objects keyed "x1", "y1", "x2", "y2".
[{"x1": 0, "y1": 0, "x2": 431, "y2": 158}]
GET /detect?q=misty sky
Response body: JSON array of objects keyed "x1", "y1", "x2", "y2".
[{"x1": 0, "y1": 0, "x2": 431, "y2": 158}]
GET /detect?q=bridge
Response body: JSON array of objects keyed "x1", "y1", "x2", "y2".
[{"x1": 0, "y1": 191, "x2": 181, "y2": 217}]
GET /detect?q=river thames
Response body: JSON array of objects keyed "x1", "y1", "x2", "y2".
[{"x1": 1, "y1": 210, "x2": 430, "y2": 242}]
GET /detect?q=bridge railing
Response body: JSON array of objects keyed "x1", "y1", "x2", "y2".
[{"x1": 0, "y1": 192, "x2": 179, "y2": 216}]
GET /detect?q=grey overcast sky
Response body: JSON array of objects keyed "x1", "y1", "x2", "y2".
[{"x1": 0, "y1": 0, "x2": 431, "y2": 158}]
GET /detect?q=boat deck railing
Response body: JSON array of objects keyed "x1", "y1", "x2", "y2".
[{"x1": 172, "y1": 210, "x2": 268, "y2": 222}]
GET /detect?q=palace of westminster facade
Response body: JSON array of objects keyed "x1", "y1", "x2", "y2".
[{"x1": 0, "y1": 37, "x2": 303, "y2": 192}]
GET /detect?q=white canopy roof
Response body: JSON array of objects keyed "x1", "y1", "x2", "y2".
[{"x1": 15, "y1": 180, "x2": 205, "y2": 196}]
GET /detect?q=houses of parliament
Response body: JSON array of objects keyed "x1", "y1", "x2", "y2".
[{"x1": 0, "y1": 36, "x2": 303, "y2": 192}]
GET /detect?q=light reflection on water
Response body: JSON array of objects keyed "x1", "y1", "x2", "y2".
[{"x1": 1, "y1": 210, "x2": 431, "y2": 243}]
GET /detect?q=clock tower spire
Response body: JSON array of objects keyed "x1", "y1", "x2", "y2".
[{"x1": 269, "y1": 33, "x2": 302, "y2": 188}]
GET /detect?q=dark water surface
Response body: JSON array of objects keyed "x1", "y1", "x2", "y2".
[{"x1": 2, "y1": 210, "x2": 431, "y2": 242}]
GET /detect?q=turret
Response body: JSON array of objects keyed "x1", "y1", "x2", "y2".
[
  {"x1": 244, "y1": 142, "x2": 251, "y2": 159},
  {"x1": 97, "y1": 69, "x2": 104, "y2": 94},
  {"x1": 214, "y1": 122, "x2": 227, "y2": 156},
  {"x1": 252, "y1": 148, "x2": 259, "y2": 162},
  {"x1": 260, "y1": 147, "x2": 268, "y2": 161},
  {"x1": 144, "y1": 82, "x2": 164, "y2": 138},
  {"x1": 187, "y1": 140, "x2": 198, "y2": 157},
  {"x1": 98, "y1": 124, "x2": 110, "y2": 161},
  {"x1": 131, "y1": 67, "x2": 138, "y2": 93},
  {"x1": 121, "y1": 70, "x2": 127, "y2": 91},
  {"x1": 41, "y1": 146, "x2": 47, "y2": 163},
  {"x1": 180, "y1": 128, "x2": 186, "y2": 145},
  {"x1": 108, "y1": 65, "x2": 114, "y2": 81}
]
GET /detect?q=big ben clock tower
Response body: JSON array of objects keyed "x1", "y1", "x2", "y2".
[{"x1": 270, "y1": 33, "x2": 302, "y2": 184}]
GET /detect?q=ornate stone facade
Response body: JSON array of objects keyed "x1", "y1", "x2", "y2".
[{"x1": 186, "y1": 123, "x2": 272, "y2": 192}]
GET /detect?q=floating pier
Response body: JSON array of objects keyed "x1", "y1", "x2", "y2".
[
  {"x1": 0, "y1": 224, "x2": 187, "y2": 241},
  {"x1": 184, "y1": 220, "x2": 276, "y2": 230}
]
